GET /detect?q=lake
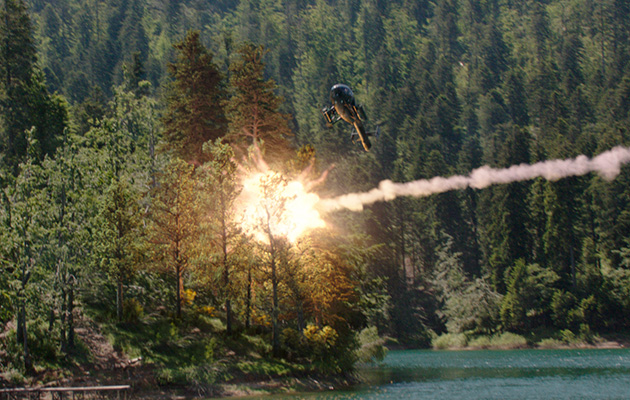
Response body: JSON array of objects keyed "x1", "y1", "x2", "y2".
[{"x1": 230, "y1": 348, "x2": 630, "y2": 399}]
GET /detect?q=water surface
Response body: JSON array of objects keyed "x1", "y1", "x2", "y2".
[{"x1": 222, "y1": 348, "x2": 630, "y2": 399}]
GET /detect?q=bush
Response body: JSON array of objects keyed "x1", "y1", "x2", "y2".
[
  {"x1": 356, "y1": 327, "x2": 387, "y2": 363},
  {"x1": 303, "y1": 325, "x2": 338, "y2": 359},
  {"x1": 433, "y1": 332, "x2": 528, "y2": 350},
  {"x1": 281, "y1": 324, "x2": 355, "y2": 373},
  {"x1": 467, "y1": 336, "x2": 492, "y2": 349},
  {"x1": 5, "y1": 369, "x2": 25, "y2": 385},
  {"x1": 432, "y1": 333, "x2": 468, "y2": 349},
  {"x1": 578, "y1": 324, "x2": 595, "y2": 344},
  {"x1": 551, "y1": 290, "x2": 577, "y2": 330},
  {"x1": 537, "y1": 338, "x2": 565, "y2": 349},
  {"x1": 560, "y1": 329, "x2": 577, "y2": 344},
  {"x1": 0, "y1": 320, "x2": 64, "y2": 373},
  {"x1": 491, "y1": 332, "x2": 528, "y2": 349},
  {"x1": 123, "y1": 298, "x2": 144, "y2": 323},
  {"x1": 281, "y1": 327, "x2": 301, "y2": 355}
]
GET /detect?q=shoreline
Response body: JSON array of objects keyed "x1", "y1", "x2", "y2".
[
  {"x1": 121, "y1": 339, "x2": 630, "y2": 399},
  {"x1": 3, "y1": 336, "x2": 628, "y2": 399},
  {"x1": 429, "y1": 330, "x2": 630, "y2": 352}
]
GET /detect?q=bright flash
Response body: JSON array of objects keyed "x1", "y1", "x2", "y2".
[{"x1": 235, "y1": 170, "x2": 326, "y2": 243}]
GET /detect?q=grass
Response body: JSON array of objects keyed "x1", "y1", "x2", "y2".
[
  {"x1": 3, "y1": 301, "x2": 363, "y2": 393},
  {"x1": 433, "y1": 332, "x2": 528, "y2": 350},
  {"x1": 90, "y1": 308, "x2": 318, "y2": 389}
]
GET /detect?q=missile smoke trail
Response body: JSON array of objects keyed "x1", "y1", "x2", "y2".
[{"x1": 318, "y1": 146, "x2": 630, "y2": 212}]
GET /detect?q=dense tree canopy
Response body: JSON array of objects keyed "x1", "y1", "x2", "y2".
[{"x1": 1, "y1": 0, "x2": 630, "y2": 384}]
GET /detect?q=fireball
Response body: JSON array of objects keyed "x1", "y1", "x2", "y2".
[{"x1": 235, "y1": 170, "x2": 326, "y2": 243}]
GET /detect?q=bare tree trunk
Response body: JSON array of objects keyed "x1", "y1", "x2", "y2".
[
  {"x1": 18, "y1": 261, "x2": 33, "y2": 373},
  {"x1": 297, "y1": 302, "x2": 304, "y2": 333},
  {"x1": 223, "y1": 214, "x2": 232, "y2": 334},
  {"x1": 176, "y1": 262, "x2": 182, "y2": 319},
  {"x1": 60, "y1": 285, "x2": 67, "y2": 353},
  {"x1": 18, "y1": 302, "x2": 32, "y2": 373},
  {"x1": 271, "y1": 254, "x2": 280, "y2": 356},
  {"x1": 67, "y1": 285, "x2": 75, "y2": 351},
  {"x1": 245, "y1": 265, "x2": 252, "y2": 330},
  {"x1": 117, "y1": 278, "x2": 124, "y2": 322}
]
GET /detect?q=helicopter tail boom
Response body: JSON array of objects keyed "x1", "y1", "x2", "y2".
[{"x1": 352, "y1": 121, "x2": 371, "y2": 151}]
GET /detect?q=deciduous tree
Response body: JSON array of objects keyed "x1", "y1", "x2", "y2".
[
  {"x1": 202, "y1": 139, "x2": 241, "y2": 334},
  {"x1": 149, "y1": 158, "x2": 202, "y2": 319}
]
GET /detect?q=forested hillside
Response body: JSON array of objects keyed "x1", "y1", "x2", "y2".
[{"x1": 2, "y1": 0, "x2": 630, "y2": 388}]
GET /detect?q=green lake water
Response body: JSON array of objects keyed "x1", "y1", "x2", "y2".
[{"x1": 227, "y1": 348, "x2": 630, "y2": 399}]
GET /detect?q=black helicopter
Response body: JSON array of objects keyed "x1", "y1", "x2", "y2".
[{"x1": 321, "y1": 84, "x2": 378, "y2": 151}]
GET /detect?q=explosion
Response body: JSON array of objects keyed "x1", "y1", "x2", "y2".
[
  {"x1": 234, "y1": 153, "x2": 326, "y2": 244},
  {"x1": 235, "y1": 145, "x2": 630, "y2": 242}
]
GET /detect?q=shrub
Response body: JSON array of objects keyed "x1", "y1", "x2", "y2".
[
  {"x1": 560, "y1": 329, "x2": 577, "y2": 344},
  {"x1": 356, "y1": 327, "x2": 387, "y2": 363},
  {"x1": 467, "y1": 336, "x2": 492, "y2": 349},
  {"x1": 303, "y1": 325, "x2": 338, "y2": 357},
  {"x1": 432, "y1": 333, "x2": 468, "y2": 349},
  {"x1": 123, "y1": 298, "x2": 144, "y2": 323},
  {"x1": 537, "y1": 338, "x2": 565, "y2": 348},
  {"x1": 281, "y1": 324, "x2": 355, "y2": 373},
  {"x1": 491, "y1": 332, "x2": 527, "y2": 349},
  {"x1": 578, "y1": 324, "x2": 595, "y2": 344},
  {"x1": 281, "y1": 327, "x2": 302, "y2": 356},
  {"x1": 6, "y1": 369, "x2": 25, "y2": 385}
]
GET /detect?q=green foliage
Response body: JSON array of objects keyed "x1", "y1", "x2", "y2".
[
  {"x1": 433, "y1": 237, "x2": 503, "y2": 335},
  {"x1": 122, "y1": 297, "x2": 144, "y2": 323},
  {"x1": 489, "y1": 332, "x2": 528, "y2": 349},
  {"x1": 500, "y1": 260, "x2": 559, "y2": 332},
  {"x1": 226, "y1": 43, "x2": 292, "y2": 163},
  {"x1": 355, "y1": 326, "x2": 387, "y2": 363},
  {"x1": 282, "y1": 324, "x2": 354, "y2": 374},
  {"x1": 432, "y1": 333, "x2": 468, "y2": 350},
  {"x1": 1, "y1": 320, "x2": 67, "y2": 372},
  {"x1": 357, "y1": 277, "x2": 391, "y2": 332},
  {"x1": 148, "y1": 158, "x2": 204, "y2": 319},
  {"x1": 0, "y1": 0, "x2": 68, "y2": 170},
  {"x1": 161, "y1": 30, "x2": 227, "y2": 163},
  {"x1": 2, "y1": 0, "x2": 630, "y2": 384},
  {"x1": 434, "y1": 332, "x2": 528, "y2": 350},
  {"x1": 200, "y1": 138, "x2": 241, "y2": 334}
]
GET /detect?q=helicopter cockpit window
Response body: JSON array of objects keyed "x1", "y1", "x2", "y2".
[{"x1": 331, "y1": 84, "x2": 354, "y2": 103}]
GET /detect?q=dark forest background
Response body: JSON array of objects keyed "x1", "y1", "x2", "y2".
[{"x1": 2, "y1": 0, "x2": 630, "y2": 383}]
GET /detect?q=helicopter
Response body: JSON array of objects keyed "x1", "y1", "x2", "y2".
[{"x1": 321, "y1": 84, "x2": 378, "y2": 151}]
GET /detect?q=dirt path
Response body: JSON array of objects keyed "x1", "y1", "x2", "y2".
[{"x1": 73, "y1": 312, "x2": 129, "y2": 372}]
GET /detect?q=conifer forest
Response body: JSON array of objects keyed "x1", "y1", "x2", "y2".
[{"x1": 2, "y1": 0, "x2": 630, "y2": 391}]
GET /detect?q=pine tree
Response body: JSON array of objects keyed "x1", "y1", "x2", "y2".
[
  {"x1": 98, "y1": 180, "x2": 142, "y2": 322},
  {"x1": 149, "y1": 159, "x2": 202, "y2": 319},
  {"x1": 0, "y1": 0, "x2": 66, "y2": 170},
  {"x1": 3, "y1": 129, "x2": 44, "y2": 373},
  {"x1": 202, "y1": 139, "x2": 241, "y2": 334},
  {"x1": 226, "y1": 43, "x2": 291, "y2": 163},
  {"x1": 162, "y1": 30, "x2": 227, "y2": 164}
]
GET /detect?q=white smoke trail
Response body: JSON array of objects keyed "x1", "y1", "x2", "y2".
[{"x1": 318, "y1": 146, "x2": 630, "y2": 212}]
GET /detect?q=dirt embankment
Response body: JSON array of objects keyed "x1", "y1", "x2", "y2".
[{"x1": 1, "y1": 313, "x2": 354, "y2": 399}]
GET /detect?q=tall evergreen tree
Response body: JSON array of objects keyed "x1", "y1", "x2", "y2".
[
  {"x1": 162, "y1": 30, "x2": 227, "y2": 164},
  {"x1": 98, "y1": 179, "x2": 142, "y2": 322},
  {"x1": 226, "y1": 43, "x2": 291, "y2": 163},
  {"x1": 0, "y1": 0, "x2": 66, "y2": 170}
]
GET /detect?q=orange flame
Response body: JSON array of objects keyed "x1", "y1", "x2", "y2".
[
  {"x1": 234, "y1": 147, "x2": 327, "y2": 243},
  {"x1": 235, "y1": 171, "x2": 325, "y2": 243}
]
